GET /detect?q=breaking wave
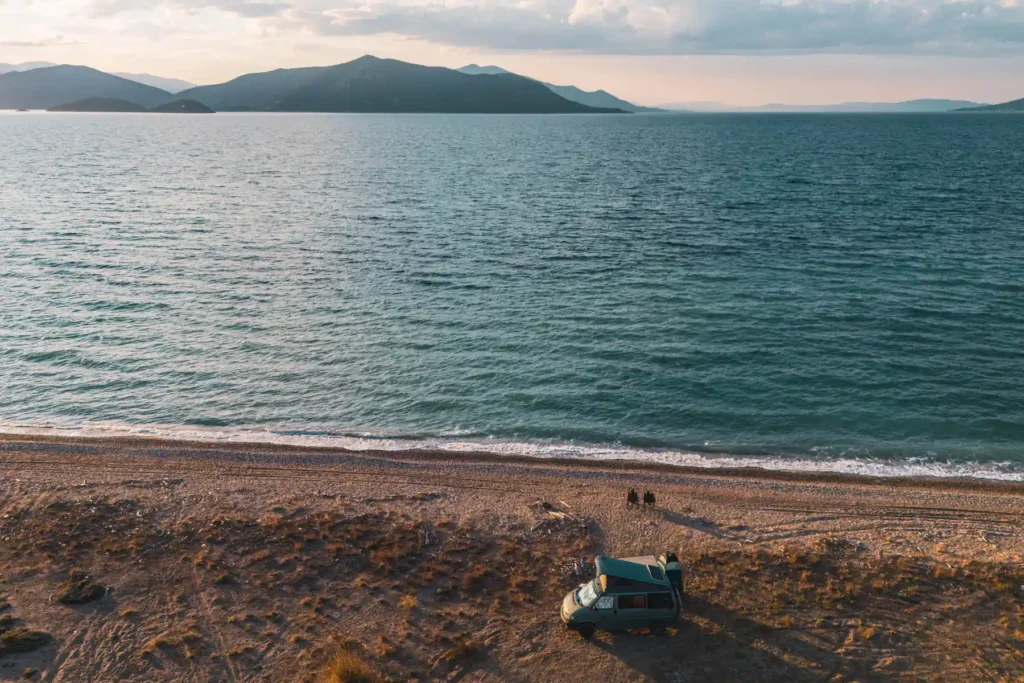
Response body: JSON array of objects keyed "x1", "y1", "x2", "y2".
[{"x1": 2, "y1": 421, "x2": 1022, "y2": 482}]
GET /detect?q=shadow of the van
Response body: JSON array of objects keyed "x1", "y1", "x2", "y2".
[{"x1": 585, "y1": 596, "x2": 866, "y2": 683}]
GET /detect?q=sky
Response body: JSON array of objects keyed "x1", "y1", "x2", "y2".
[{"x1": 3, "y1": 0, "x2": 1024, "y2": 106}]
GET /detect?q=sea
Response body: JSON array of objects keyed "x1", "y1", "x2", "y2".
[{"x1": 2, "y1": 111, "x2": 1023, "y2": 480}]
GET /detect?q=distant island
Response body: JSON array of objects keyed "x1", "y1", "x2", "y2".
[
  {"x1": 1, "y1": 57, "x2": 623, "y2": 114},
  {"x1": 49, "y1": 97, "x2": 214, "y2": 113},
  {"x1": 955, "y1": 98, "x2": 1024, "y2": 112},
  {"x1": 149, "y1": 99, "x2": 214, "y2": 114},
  {"x1": 657, "y1": 99, "x2": 987, "y2": 113}
]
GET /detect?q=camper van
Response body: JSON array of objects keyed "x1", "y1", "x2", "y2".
[{"x1": 560, "y1": 553, "x2": 683, "y2": 638}]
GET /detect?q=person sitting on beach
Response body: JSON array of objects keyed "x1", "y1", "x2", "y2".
[
  {"x1": 627, "y1": 489, "x2": 639, "y2": 507},
  {"x1": 643, "y1": 490, "x2": 656, "y2": 507}
]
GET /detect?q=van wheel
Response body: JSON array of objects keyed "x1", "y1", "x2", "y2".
[
  {"x1": 650, "y1": 622, "x2": 667, "y2": 636},
  {"x1": 576, "y1": 624, "x2": 596, "y2": 640}
]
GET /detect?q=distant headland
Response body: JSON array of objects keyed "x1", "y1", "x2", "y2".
[
  {"x1": 48, "y1": 97, "x2": 214, "y2": 113},
  {"x1": 954, "y1": 97, "x2": 1024, "y2": 113}
]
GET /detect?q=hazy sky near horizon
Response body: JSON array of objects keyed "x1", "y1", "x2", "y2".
[{"x1": 3, "y1": 0, "x2": 1024, "y2": 105}]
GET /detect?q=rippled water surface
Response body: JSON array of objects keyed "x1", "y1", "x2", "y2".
[{"x1": 2, "y1": 112, "x2": 1023, "y2": 475}]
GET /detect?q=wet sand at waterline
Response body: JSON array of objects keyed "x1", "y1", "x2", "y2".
[{"x1": 1, "y1": 433, "x2": 1023, "y2": 682}]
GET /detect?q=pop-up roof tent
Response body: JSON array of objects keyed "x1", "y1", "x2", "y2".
[{"x1": 595, "y1": 555, "x2": 671, "y2": 593}]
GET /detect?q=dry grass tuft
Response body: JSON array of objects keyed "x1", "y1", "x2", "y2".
[
  {"x1": 319, "y1": 651, "x2": 385, "y2": 683},
  {"x1": 461, "y1": 566, "x2": 491, "y2": 591},
  {"x1": 376, "y1": 634, "x2": 397, "y2": 657}
]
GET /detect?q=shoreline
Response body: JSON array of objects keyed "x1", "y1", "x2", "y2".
[{"x1": 3, "y1": 430, "x2": 1024, "y2": 495}]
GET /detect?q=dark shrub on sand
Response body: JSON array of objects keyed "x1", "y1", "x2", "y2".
[
  {"x1": 0, "y1": 628, "x2": 50, "y2": 656},
  {"x1": 58, "y1": 570, "x2": 106, "y2": 605}
]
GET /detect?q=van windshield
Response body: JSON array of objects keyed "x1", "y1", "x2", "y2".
[{"x1": 577, "y1": 579, "x2": 602, "y2": 608}]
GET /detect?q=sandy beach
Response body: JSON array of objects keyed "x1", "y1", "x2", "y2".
[{"x1": 1, "y1": 433, "x2": 1023, "y2": 682}]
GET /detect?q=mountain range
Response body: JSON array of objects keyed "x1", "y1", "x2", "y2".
[
  {"x1": 0, "y1": 66, "x2": 176, "y2": 110},
  {"x1": 659, "y1": 99, "x2": 986, "y2": 113},
  {"x1": 0, "y1": 62, "x2": 195, "y2": 93},
  {"x1": 456, "y1": 64, "x2": 662, "y2": 113},
  {"x1": 173, "y1": 56, "x2": 621, "y2": 113},
  {"x1": 2, "y1": 59, "x2": 650, "y2": 111},
  {"x1": 0, "y1": 57, "x2": 621, "y2": 114}
]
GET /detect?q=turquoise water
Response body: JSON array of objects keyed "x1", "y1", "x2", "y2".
[{"x1": 2, "y1": 112, "x2": 1023, "y2": 477}]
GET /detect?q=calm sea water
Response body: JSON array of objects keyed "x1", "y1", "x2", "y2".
[{"x1": 2, "y1": 112, "x2": 1023, "y2": 478}]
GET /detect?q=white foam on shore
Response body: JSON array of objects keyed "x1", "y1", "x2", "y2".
[{"x1": 2, "y1": 420, "x2": 1022, "y2": 482}]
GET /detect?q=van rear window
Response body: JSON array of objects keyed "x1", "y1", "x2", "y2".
[
  {"x1": 619, "y1": 595, "x2": 647, "y2": 609},
  {"x1": 648, "y1": 592, "x2": 673, "y2": 609}
]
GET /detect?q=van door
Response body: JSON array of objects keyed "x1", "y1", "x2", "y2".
[
  {"x1": 647, "y1": 591, "x2": 675, "y2": 625},
  {"x1": 616, "y1": 593, "x2": 648, "y2": 629}
]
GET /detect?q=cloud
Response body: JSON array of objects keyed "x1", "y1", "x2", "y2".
[
  {"x1": 88, "y1": 0, "x2": 291, "y2": 18},
  {"x1": 0, "y1": 35, "x2": 79, "y2": 47},
  {"x1": 47, "y1": 0, "x2": 1024, "y2": 55},
  {"x1": 88, "y1": 0, "x2": 145, "y2": 17},
  {"x1": 186, "y1": 0, "x2": 292, "y2": 18},
  {"x1": 302, "y1": 0, "x2": 1024, "y2": 55}
]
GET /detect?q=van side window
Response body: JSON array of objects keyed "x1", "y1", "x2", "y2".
[
  {"x1": 618, "y1": 595, "x2": 647, "y2": 609},
  {"x1": 648, "y1": 592, "x2": 673, "y2": 609}
]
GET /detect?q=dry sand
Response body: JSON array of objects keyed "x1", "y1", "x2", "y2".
[{"x1": 1, "y1": 434, "x2": 1023, "y2": 682}]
